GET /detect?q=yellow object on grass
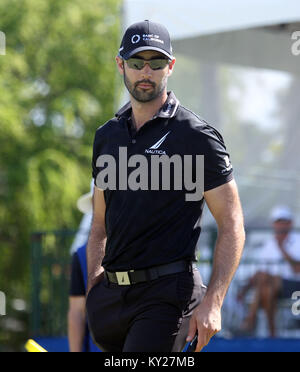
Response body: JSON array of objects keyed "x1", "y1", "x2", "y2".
[{"x1": 25, "y1": 339, "x2": 47, "y2": 352}]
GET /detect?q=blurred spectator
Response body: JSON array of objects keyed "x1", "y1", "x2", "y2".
[
  {"x1": 238, "y1": 206, "x2": 300, "y2": 337},
  {"x1": 68, "y1": 183, "x2": 101, "y2": 352}
]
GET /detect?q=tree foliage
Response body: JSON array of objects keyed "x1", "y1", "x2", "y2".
[{"x1": 0, "y1": 0, "x2": 122, "y2": 308}]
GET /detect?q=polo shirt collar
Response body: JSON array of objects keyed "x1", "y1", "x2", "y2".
[{"x1": 115, "y1": 91, "x2": 180, "y2": 120}]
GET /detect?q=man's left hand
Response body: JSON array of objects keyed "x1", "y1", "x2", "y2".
[{"x1": 186, "y1": 301, "x2": 222, "y2": 352}]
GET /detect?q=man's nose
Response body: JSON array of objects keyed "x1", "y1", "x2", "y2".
[{"x1": 141, "y1": 62, "x2": 153, "y2": 77}]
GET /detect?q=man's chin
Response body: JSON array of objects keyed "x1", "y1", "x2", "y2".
[{"x1": 132, "y1": 92, "x2": 157, "y2": 103}]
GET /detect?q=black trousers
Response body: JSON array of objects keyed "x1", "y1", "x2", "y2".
[{"x1": 86, "y1": 267, "x2": 206, "y2": 352}]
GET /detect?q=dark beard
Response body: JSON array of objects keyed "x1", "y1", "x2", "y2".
[{"x1": 124, "y1": 71, "x2": 167, "y2": 103}]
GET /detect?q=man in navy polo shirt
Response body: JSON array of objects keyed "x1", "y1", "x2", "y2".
[{"x1": 86, "y1": 20, "x2": 245, "y2": 352}]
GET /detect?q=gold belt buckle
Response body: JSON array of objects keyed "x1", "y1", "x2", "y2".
[{"x1": 115, "y1": 271, "x2": 131, "y2": 285}]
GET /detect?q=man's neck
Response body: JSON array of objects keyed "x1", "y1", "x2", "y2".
[{"x1": 130, "y1": 91, "x2": 168, "y2": 131}]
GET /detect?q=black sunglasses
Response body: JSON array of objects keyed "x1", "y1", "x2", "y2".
[{"x1": 125, "y1": 57, "x2": 170, "y2": 71}]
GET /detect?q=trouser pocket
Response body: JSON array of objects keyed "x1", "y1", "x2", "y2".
[
  {"x1": 176, "y1": 268, "x2": 207, "y2": 313},
  {"x1": 176, "y1": 271, "x2": 194, "y2": 311}
]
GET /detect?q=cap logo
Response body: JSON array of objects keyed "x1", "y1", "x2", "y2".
[
  {"x1": 143, "y1": 34, "x2": 164, "y2": 45},
  {"x1": 131, "y1": 34, "x2": 140, "y2": 44}
]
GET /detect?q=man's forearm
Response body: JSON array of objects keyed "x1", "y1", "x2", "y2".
[
  {"x1": 87, "y1": 223, "x2": 107, "y2": 293},
  {"x1": 204, "y1": 224, "x2": 245, "y2": 307}
]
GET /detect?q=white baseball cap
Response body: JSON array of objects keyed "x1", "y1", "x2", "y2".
[
  {"x1": 76, "y1": 180, "x2": 94, "y2": 214},
  {"x1": 270, "y1": 205, "x2": 293, "y2": 222}
]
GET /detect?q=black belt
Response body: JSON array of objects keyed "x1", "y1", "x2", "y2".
[{"x1": 105, "y1": 260, "x2": 194, "y2": 286}]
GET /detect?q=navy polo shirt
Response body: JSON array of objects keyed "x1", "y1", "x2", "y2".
[{"x1": 92, "y1": 91, "x2": 233, "y2": 271}]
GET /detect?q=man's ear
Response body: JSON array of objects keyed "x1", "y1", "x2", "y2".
[
  {"x1": 167, "y1": 58, "x2": 176, "y2": 77},
  {"x1": 116, "y1": 56, "x2": 125, "y2": 75}
]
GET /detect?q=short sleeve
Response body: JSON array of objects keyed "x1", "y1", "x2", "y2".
[
  {"x1": 69, "y1": 252, "x2": 85, "y2": 296},
  {"x1": 200, "y1": 126, "x2": 233, "y2": 192}
]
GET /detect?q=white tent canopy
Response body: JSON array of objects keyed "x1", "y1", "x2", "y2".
[
  {"x1": 124, "y1": 0, "x2": 300, "y2": 38},
  {"x1": 124, "y1": 0, "x2": 300, "y2": 75}
]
